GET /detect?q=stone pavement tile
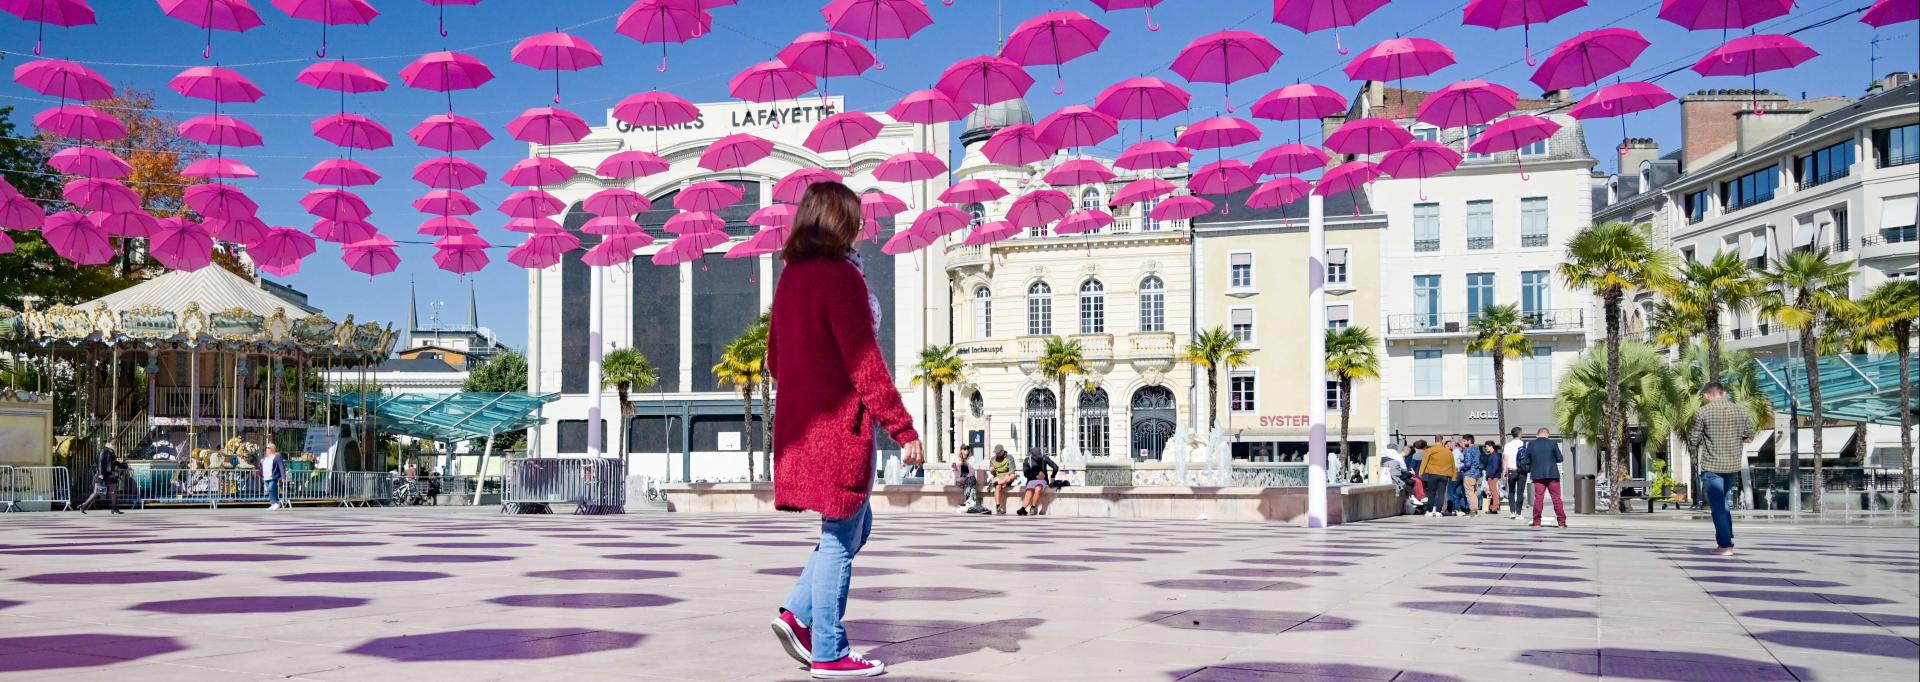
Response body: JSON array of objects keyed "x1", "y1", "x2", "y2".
[
  {"x1": 59, "y1": 661, "x2": 287, "y2": 682},
  {"x1": 158, "y1": 646, "x2": 375, "y2": 677},
  {"x1": 975, "y1": 652, "x2": 1203, "y2": 682},
  {"x1": 1054, "y1": 635, "x2": 1238, "y2": 666}
]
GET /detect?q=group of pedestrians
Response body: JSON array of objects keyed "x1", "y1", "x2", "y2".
[
  {"x1": 950, "y1": 444, "x2": 1059, "y2": 516},
  {"x1": 1395, "y1": 427, "x2": 1568, "y2": 528}
]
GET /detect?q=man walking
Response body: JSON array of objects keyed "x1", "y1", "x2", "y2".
[
  {"x1": 1502, "y1": 427, "x2": 1528, "y2": 520},
  {"x1": 1517, "y1": 428, "x2": 1566, "y2": 528},
  {"x1": 1687, "y1": 382, "x2": 1753, "y2": 556}
]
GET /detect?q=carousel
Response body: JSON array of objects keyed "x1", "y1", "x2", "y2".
[{"x1": 0, "y1": 266, "x2": 395, "y2": 497}]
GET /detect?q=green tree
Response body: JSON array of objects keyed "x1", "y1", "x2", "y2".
[
  {"x1": 712, "y1": 335, "x2": 762, "y2": 480},
  {"x1": 1467, "y1": 304, "x2": 1534, "y2": 444},
  {"x1": 1558, "y1": 222, "x2": 1674, "y2": 488},
  {"x1": 1668, "y1": 251, "x2": 1767, "y2": 381},
  {"x1": 1325, "y1": 326, "x2": 1380, "y2": 468},
  {"x1": 1555, "y1": 342, "x2": 1688, "y2": 494},
  {"x1": 910, "y1": 344, "x2": 965, "y2": 462},
  {"x1": 0, "y1": 105, "x2": 138, "y2": 308},
  {"x1": 601, "y1": 347, "x2": 658, "y2": 465},
  {"x1": 1859, "y1": 279, "x2": 1918, "y2": 511},
  {"x1": 1183, "y1": 326, "x2": 1252, "y2": 433},
  {"x1": 748, "y1": 313, "x2": 772, "y2": 474},
  {"x1": 1036, "y1": 336, "x2": 1084, "y2": 455},
  {"x1": 1760, "y1": 250, "x2": 1856, "y2": 512},
  {"x1": 1646, "y1": 300, "x2": 1704, "y2": 356},
  {"x1": 462, "y1": 350, "x2": 529, "y2": 450}
]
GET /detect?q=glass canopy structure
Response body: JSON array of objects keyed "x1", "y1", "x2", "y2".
[
  {"x1": 1755, "y1": 354, "x2": 1919, "y2": 426},
  {"x1": 312, "y1": 392, "x2": 557, "y2": 443}
]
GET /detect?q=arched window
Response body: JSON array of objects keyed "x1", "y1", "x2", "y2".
[
  {"x1": 969, "y1": 390, "x2": 985, "y2": 418},
  {"x1": 1079, "y1": 278, "x2": 1105, "y2": 334},
  {"x1": 1078, "y1": 387, "x2": 1110, "y2": 457},
  {"x1": 1027, "y1": 281, "x2": 1052, "y2": 336},
  {"x1": 1138, "y1": 275, "x2": 1165, "y2": 332},
  {"x1": 1130, "y1": 386, "x2": 1178, "y2": 461},
  {"x1": 1080, "y1": 187, "x2": 1102, "y2": 211},
  {"x1": 1025, "y1": 388, "x2": 1058, "y2": 456},
  {"x1": 964, "y1": 202, "x2": 987, "y2": 228},
  {"x1": 1140, "y1": 195, "x2": 1162, "y2": 232},
  {"x1": 973, "y1": 285, "x2": 992, "y2": 340}
]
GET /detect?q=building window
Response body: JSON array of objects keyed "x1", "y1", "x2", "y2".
[
  {"x1": 1519, "y1": 137, "x2": 1548, "y2": 157},
  {"x1": 973, "y1": 285, "x2": 991, "y2": 340},
  {"x1": 1078, "y1": 388, "x2": 1110, "y2": 457},
  {"x1": 1141, "y1": 196, "x2": 1161, "y2": 232},
  {"x1": 1412, "y1": 126, "x2": 1438, "y2": 142},
  {"x1": 1229, "y1": 307, "x2": 1255, "y2": 344},
  {"x1": 1413, "y1": 349, "x2": 1443, "y2": 397},
  {"x1": 1875, "y1": 123, "x2": 1919, "y2": 168},
  {"x1": 1832, "y1": 207, "x2": 1850, "y2": 251},
  {"x1": 1228, "y1": 252, "x2": 1253, "y2": 289},
  {"x1": 1466, "y1": 200, "x2": 1494, "y2": 250},
  {"x1": 1685, "y1": 189, "x2": 1711, "y2": 224},
  {"x1": 1325, "y1": 380, "x2": 1342, "y2": 410},
  {"x1": 1027, "y1": 223, "x2": 1049, "y2": 238},
  {"x1": 1466, "y1": 272, "x2": 1494, "y2": 320},
  {"x1": 1412, "y1": 202, "x2": 1440, "y2": 252},
  {"x1": 964, "y1": 202, "x2": 987, "y2": 227},
  {"x1": 1720, "y1": 165, "x2": 1779, "y2": 212},
  {"x1": 1523, "y1": 345, "x2": 1553, "y2": 395},
  {"x1": 1877, "y1": 195, "x2": 1918, "y2": 245},
  {"x1": 1138, "y1": 275, "x2": 1166, "y2": 332},
  {"x1": 1521, "y1": 270, "x2": 1550, "y2": 320},
  {"x1": 1681, "y1": 245, "x2": 1696, "y2": 262},
  {"x1": 1079, "y1": 278, "x2": 1105, "y2": 334},
  {"x1": 969, "y1": 390, "x2": 985, "y2": 418},
  {"x1": 1412, "y1": 275, "x2": 1440, "y2": 329},
  {"x1": 1229, "y1": 373, "x2": 1256, "y2": 413},
  {"x1": 1327, "y1": 304, "x2": 1351, "y2": 330},
  {"x1": 1326, "y1": 247, "x2": 1349, "y2": 285},
  {"x1": 1795, "y1": 140, "x2": 1854, "y2": 189},
  {"x1": 1520, "y1": 197, "x2": 1549, "y2": 247},
  {"x1": 1024, "y1": 388, "x2": 1058, "y2": 456},
  {"x1": 1466, "y1": 124, "x2": 1489, "y2": 158},
  {"x1": 1467, "y1": 351, "x2": 1494, "y2": 396},
  {"x1": 1027, "y1": 281, "x2": 1051, "y2": 336},
  {"x1": 1080, "y1": 187, "x2": 1102, "y2": 211}
]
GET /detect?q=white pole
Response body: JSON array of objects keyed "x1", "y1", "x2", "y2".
[
  {"x1": 587, "y1": 268, "x2": 605, "y2": 457},
  {"x1": 1306, "y1": 194, "x2": 1329, "y2": 528},
  {"x1": 526, "y1": 267, "x2": 542, "y2": 457}
]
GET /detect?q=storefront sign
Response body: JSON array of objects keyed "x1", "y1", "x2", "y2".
[
  {"x1": 956, "y1": 345, "x2": 1001, "y2": 356},
  {"x1": 1467, "y1": 410, "x2": 1499, "y2": 420},
  {"x1": 611, "y1": 98, "x2": 844, "y2": 141},
  {"x1": 1258, "y1": 415, "x2": 1311, "y2": 428}
]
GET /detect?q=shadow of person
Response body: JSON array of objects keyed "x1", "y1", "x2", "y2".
[{"x1": 845, "y1": 617, "x2": 1045, "y2": 663}]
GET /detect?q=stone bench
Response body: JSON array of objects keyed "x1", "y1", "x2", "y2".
[{"x1": 661, "y1": 482, "x2": 1404, "y2": 525}]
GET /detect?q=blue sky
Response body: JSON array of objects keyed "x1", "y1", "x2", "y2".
[{"x1": 4, "y1": 0, "x2": 1913, "y2": 350}]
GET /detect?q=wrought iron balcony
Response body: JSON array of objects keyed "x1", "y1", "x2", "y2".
[
  {"x1": 1412, "y1": 239, "x2": 1439, "y2": 252},
  {"x1": 1521, "y1": 233, "x2": 1550, "y2": 247},
  {"x1": 1386, "y1": 308, "x2": 1585, "y2": 336},
  {"x1": 1795, "y1": 168, "x2": 1850, "y2": 190},
  {"x1": 1467, "y1": 236, "x2": 1493, "y2": 250},
  {"x1": 1725, "y1": 190, "x2": 1775, "y2": 212}
]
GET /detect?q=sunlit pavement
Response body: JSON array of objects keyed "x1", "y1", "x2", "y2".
[{"x1": 1, "y1": 508, "x2": 1915, "y2": 681}]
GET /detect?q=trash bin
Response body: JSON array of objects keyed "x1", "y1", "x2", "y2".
[{"x1": 1575, "y1": 474, "x2": 1597, "y2": 514}]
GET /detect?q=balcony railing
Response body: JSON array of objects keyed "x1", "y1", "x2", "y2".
[
  {"x1": 1725, "y1": 190, "x2": 1775, "y2": 212},
  {"x1": 1412, "y1": 239, "x2": 1439, "y2": 252},
  {"x1": 1795, "y1": 168, "x2": 1849, "y2": 190},
  {"x1": 1521, "y1": 233, "x2": 1550, "y2": 247},
  {"x1": 1880, "y1": 148, "x2": 1919, "y2": 168},
  {"x1": 1863, "y1": 226, "x2": 1918, "y2": 247},
  {"x1": 1728, "y1": 323, "x2": 1773, "y2": 340},
  {"x1": 1386, "y1": 308, "x2": 1584, "y2": 335},
  {"x1": 1466, "y1": 236, "x2": 1493, "y2": 250}
]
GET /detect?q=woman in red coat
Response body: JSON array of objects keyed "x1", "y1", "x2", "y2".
[{"x1": 765, "y1": 181, "x2": 922, "y2": 679}]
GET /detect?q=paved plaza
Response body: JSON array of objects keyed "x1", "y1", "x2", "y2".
[{"x1": 0, "y1": 509, "x2": 1915, "y2": 681}]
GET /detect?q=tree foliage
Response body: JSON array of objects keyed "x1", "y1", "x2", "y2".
[{"x1": 462, "y1": 350, "x2": 529, "y2": 450}]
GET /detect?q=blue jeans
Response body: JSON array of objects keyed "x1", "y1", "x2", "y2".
[
  {"x1": 265, "y1": 478, "x2": 281, "y2": 505},
  {"x1": 1448, "y1": 474, "x2": 1469, "y2": 513},
  {"x1": 781, "y1": 501, "x2": 873, "y2": 662},
  {"x1": 1701, "y1": 471, "x2": 1734, "y2": 548}
]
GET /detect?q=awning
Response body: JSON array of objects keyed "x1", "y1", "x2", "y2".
[
  {"x1": 1756, "y1": 354, "x2": 1919, "y2": 426},
  {"x1": 1743, "y1": 429, "x2": 1774, "y2": 458},
  {"x1": 1778, "y1": 427, "x2": 1855, "y2": 459},
  {"x1": 1882, "y1": 195, "x2": 1917, "y2": 231},
  {"x1": 310, "y1": 391, "x2": 557, "y2": 443}
]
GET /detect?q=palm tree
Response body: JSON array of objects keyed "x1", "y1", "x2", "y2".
[
  {"x1": 1555, "y1": 343, "x2": 1688, "y2": 497},
  {"x1": 1467, "y1": 304, "x2": 1534, "y2": 443},
  {"x1": 749, "y1": 313, "x2": 773, "y2": 473},
  {"x1": 1183, "y1": 326, "x2": 1252, "y2": 432},
  {"x1": 1668, "y1": 251, "x2": 1767, "y2": 381},
  {"x1": 601, "y1": 348, "x2": 658, "y2": 463},
  {"x1": 1860, "y1": 279, "x2": 1918, "y2": 511},
  {"x1": 1036, "y1": 336, "x2": 1085, "y2": 455},
  {"x1": 1325, "y1": 326, "x2": 1380, "y2": 469},
  {"x1": 712, "y1": 333, "x2": 767, "y2": 480},
  {"x1": 1760, "y1": 250, "x2": 1856, "y2": 512},
  {"x1": 911, "y1": 344, "x2": 965, "y2": 463},
  {"x1": 1647, "y1": 301, "x2": 1704, "y2": 356},
  {"x1": 1558, "y1": 222, "x2": 1675, "y2": 488}
]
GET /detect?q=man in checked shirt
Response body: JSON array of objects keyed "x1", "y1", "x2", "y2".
[{"x1": 1688, "y1": 382, "x2": 1755, "y2": 556}]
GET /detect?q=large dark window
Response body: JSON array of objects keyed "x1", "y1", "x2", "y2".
[
  {"x1": 1685, "y1": 190, "x2": 1711, "y2": 224},
  {"x1": 1720, "y1": 165, "x2": 1778, "y2": 212},
  {"x1": 559, "y1": 204, "x2": 598, "y2": 394},
  {"x1": 556, "y1": 419, "x2": 603, "y2": 454},
  {"x1": 1795, "y1": 140, "x2": 1854, "y2": 189},
  {"x1": 691, "y1": 256, "x2": 758, "y2": 392},
  {"x1": 1875, "y1": 123, "x2": 1919, "y2": 168},
  {"x1": 627, "y1": 415, "x2": 683, "y2": 453},
  {"x1": 630, "y1": 257, "x2": 681, "y2": 393}
]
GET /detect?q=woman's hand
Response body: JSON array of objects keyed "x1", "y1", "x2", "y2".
[{"x1": 902, "y1": 441, "x2": 924, "y2": 466}]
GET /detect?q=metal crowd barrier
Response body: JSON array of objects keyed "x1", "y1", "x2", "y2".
[
  {"x1": 342, "y1": 472, "x2": 393, "y2": 507},
  {"x1": 502, "y1": 457, "x2": 626, "y2": 515},
  {"x1": 2, "y1": 466, "x2": 74, "y2": 512}
]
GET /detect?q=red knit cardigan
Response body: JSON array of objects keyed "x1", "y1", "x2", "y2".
[{"x1": 768, "y1": 256, "x2": 918, "y2": 520}]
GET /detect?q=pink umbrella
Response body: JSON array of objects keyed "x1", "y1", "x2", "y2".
[
  {"x1": 1463, "y1": 0, "x2": 1587, "y2": 66},
  {"x1": 616, "y1": 0, "x2": 712, "y2": 72},
  {"x1": 400, "y1": 51, "x2": 494, "y2": 92},
  {"x1": 698, "y1": 133, "x2": 774, "y2": 172},
  {"x1": 415, "y1": 156, "x2": 488, "y2": 189},
  {"x1": 0, "y1": 230, "x2": 12, "y2": 255},
  {"x1": 168, "y1": 66, "x2": 263, "y2": 103},
  {"x1": 888, "y1": 88, "x2": 966, "y2": 124},
  {"x1": 935, "y1": 56, "x2": 1035, "y2": 106},
  {"x1": 1247, "y1": 177, "x2": 1311, "y2": 210},
  {"x1": 434, "y1": 246, "x2": 490, "y2": 276},
  {"x1": 983, "y1": 125, "x2": 1056, "y2": 165},
  {"x1": 1170, "y1": 30, "x2": 1282, "y2": 112},
  {"x1": 724, "y1": 229, "x2": 784, "y2": 259},
  {"x1": 674, "y1": 182, "x2": 743, "y2": 212},
  {"x1": 312, "y1": 112, "x2": 392, "y2": 149},
  {"x1": 500, "y1": 157, "x2": 570, "y2": 186},
  {"x1": 1112, "y1": 177, "x2": 1175, "y2": 206},
  {"x1": 504, "y1": 217, "x2": 561, "y2": 234},
  {"x1": 183, "y1": 183, "x2": 256, "y2": 219},
  {"x1": 1863, "y1": 0, "x2": 1918, "y2": 27},
  {"x1": 964, "y1": 219, "x2": 1020, "y2": 246},
  {"x1": 1056, "y1": 209, "x2": 1113, "y2": 236},
  {"x1": 178, "y1": 114, "x2": 263, "y2": 147},
  {"x1": 35, "y1": 105, "x2": 125, "y2": 141},
  {"x1": 1088, "y1": 0, "x2": 1165, "y2": 31},
  {"x1": 747, "y1": 204, "x2": 796, "y2": 228},
  {"x1": 913, "y1": 205, "x2": 971, "y2": 237},
  {"x1": 1313, "y1": 160, "x2": 1382, "y2": 196},
  {"x1": 823, "y1": 0, "x2": 934, "y2": 70},
  {"x1": 729, "y1": 61, "x2": 817, "y2": 105},
  {"x1": 499, "y1": 189, "x2": 565, "y2": 218},
  {"x1": 1189, "y1": 160, "x2": 1258, "y2": 197},
  {"x1": 773, "y1": 168, "x2": 843, "y2": 203},
  {"x1": 778, "y1": 31, "x2": 876, "y2": 84},
  {"x1": 207, "y1": 215, "x2": 269, "y2": 245},
  {"x1": 1150, "y1": 195, "x2": 1214, "y2": 222},
  {"x1": 157, "y1": 0, "x2": 263, "y2": 58},
  {"x1": 1, "y1": 194, "x2": 45, "y2": 230},
  {"x1": 90, "y1": 210, "x2": 157, "y2": 238},
  {"x1": 296, "y1": 59, "x2": 388, "y2": 92},
  {"x1": 585, "y1": 188, "x2": 651, "y2": 216},
  {"x1": 507, "y1": 107, "x2": 590, "y2": 145},
  {"x1": 1115, "y1": 140, "x2": 1192, "y2": 170},
  {"x1": 14, "y1": 58, "x2": 112, "y2": 100},
  {"x1": 1379, "y1": 141, "x2": 1463, "y2": 199},
  {"x1": 940, "y1": 178, "x2": 1009, "y2": 204},
  {"x1": 603, "y1": 231, "x2": 656, "y2": 254},
  {"x1": 62, "y1": 178, "x2": 138, "y2": 212},
  {"x1": 1036, "y1": 105, "x2": 1119, "y2": 149},
  {"x1": 1570, "y1": 81, "x2": 1675, "y2": 119},
  {"x1": 1530, "y1": 28, "x2": 1650, "y2": 91},
  {"x1": 862, "y1": 191, "x2": 908, "y2": 218},
  {"x1": 509, "y1": 233, "x2": 574, "y2": 269},
  {"x1": 1007, "y1": 190, "x2": 1073, "y2": 229},
  {"x1": 613, "y1": 90, "x2": 700, "y2": 127},
  {"x1": 881, "y1": 225, "x2": 936, "y2": 255},
  {"x1": 1345, "y1": 36, "x2": 1456, "y2": 82},
  {"x1": 182, "y1": 157, "x2": 257, "y2": 179},
  {"x1": 1692, "y1": 35, "x2": 1818, "y2": 113},
  {"x1": 665, "y1": 211, "x2": 726, "y2": 235},
  {"x1": 272, "y1": 0, "x2": 378, "y2": 58},
  {"x1": 342, "y1": 240, "x2": 398, "y2": 278},
  {"x1": 1416, "y1": 80, "x2": 1518, "y2": 128},
  {"x1": 875, "y1": 151, "x2": 947, "y2": 182},
  {"x1": 413, "y1": 189, "x2": 480, "y2": 216},
  {"x1": 1043, "y1": 159, "x2": 1116, "y2": 187},
  {"x1": 585, "y1": 215, "x2": 646, "y2": 235},
  {"x1": 302, "y1": 188, "x2": 371, "y2": 221},
  {"x1": 582, "y1": 238, "x2": 640, "y2": 267},
  {"x1": 44, "y1": 211, "x2": 112, "y2": 265},
  {"x1": 1252, "y1": 83, "x2": 1347, "y2": 121},
  {"x1": 1271, "y1": 0, "x2": 1390, "y2": 54},
  {"x1": 253, "y1": 225, "x2": 317, "y2": 268},
  {"x1": 672, "y1": 228, "x2": 729, "y2": 251},
  {"x1": 1467, "y1": 115, "x2": 1560, "y2": 178},
  {"x1": 804, "y1": 112, "x2": 882, "y2": 153},
  {"x1": 436, "y1": 234, "x2": 492, "y2": 250},
  {"x1": 149, "y1": 218, "x2": 214, "y2": 271},
  {"x1": 47, "y1": 147, "x2": 131, "y2": 178},
  {"x1": 597, "y1": 150, "x2": 670, "y2": 179},
  {"x1": 411, "y1": 113, "x2": 492, "y2": 152},
  {"x1": 417, "y1": 216, "x2": 476, "y2": 236},
  {"x1": 1094, "y1": 76, "x2": 1192, "y2": 122},
  {"x1": 5, "y1": 0, "x2": 94, "y2": 55},
  {"x1": 1660, "y1": 0, "x2": 1792, "y2": 30},
  {"x1": 309, "y1": 216, "x2": 375, "y2": 243},
  {"x1": 304, "y1": 158, "x2": 379, "y2": 186},
  {"x1": 1176, "y1": 116, "x2": 1262, "y2": 150},
  {"x1": 1324, "y1": 118, "x2": 1412, "y2": 156},
  {"x1": 1253, "y1": 143, "x2": 1331, "y2": 176},
  {"x1": 511, "y1": 31, "x2": 603, "y2": 102},
  {"x1": 1001, "y1": 11, "x2": 1109, "y2": 94}
]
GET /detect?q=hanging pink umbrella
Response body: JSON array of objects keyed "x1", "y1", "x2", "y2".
[
  {"x1": 874, "y1": 151, "x2": 947, "y2": 182},
  {"x1": 400, "y1": 51, "x2": 494, "y2": 91},
  {"x1": 889, "y1": 88, "x2": 966, "y2": 124},
  {"x1": 1055, "y1": 209, "x2": 1114, "y2": 236},
  {"x1": 504, "y1": 217, "x2": 561, "y2": 234},
  {"x1": 665, "y1": 211, "x2": 726, "y2": 235},
  {"x1": 1467, "y1": 115, "x2": 1561, "y2": 178},
  {"x1": 1189, "y1": 160, "x2": 1258, "y2": 197},
  {"x1": 935, "y1": 56, "x2": 1035, "y2": 106},
  {"x1": 14, "y1": 58, "x2": 113, "y2": 100},
  {"x1": 343, "y1": 239, "x2": 398, "y2": 278},
  {"x1": 862, "y1": 191, "x2": 908, "y2": 218},
  {"x1": 823, "y1": 0, "x2": 933, "y2": 70},
  {"x1": 585, "y1": 215, "x2": 647, "y2": 235},
  {"x1": 5, "y1": 0, "x2": 95, "y2": 55},
  {"x1": 253, "y1": 225, "x2": 317, "y2": 268},
  {"x1": 47, "y1": 147, "x2": 131, "y2": 178},
  {"x1": 1093, "y1": 76, "x2": 1192, "y2": 122},
  {"x1": 1271, "y1": 0, "x2": 1390, "y2": 54},
  {"x1": 728, "y1": 61, "x2": 817, "y2": 105},
  {"x1": 499, "y1": 189, "x2": 565, "y2": 218},
  {"x1": 671, "y1": 228, "x2": 730, "y2": 251},
  {"x1": 411, "y1": 113, "x2": 492, "y2": 151},
  {"x1": 613, "y1": 90, "x2": 699, "y2": 127},
  {"x1": 434, "y1": 246, "x2": 490, "y2": 276},
  {"x1": 506, "y1": 107, "x2": 591, "y2": 145},
  {"x1": 881, "y1": 225, "x2": 936, "y2": 255},
  {"x1": 1530, "y1": 28, "x2": 1650, "y2": 91},
  {"x1": 1324, "y1": 118, "x2": 1412, "y2": 156},
  {"x1": 1463, "y1": 0, "x2": 1587, "y2": 66},
  {"x1": 724, "y1": 229, "x2": 784, "y2": 259},
  {"x1": 597, "y1": 150, "x2": 670, "y2": 179},
  {"x1": 62, "y1": 178, "x2": 138, "y2": 212},
  {"x1": 43, "y1": 211, "x2": 110, "y2": 265},
  {"x1": 509, "y1": 233, "x2": 573, "y2": 269},
  {"x1": 90, "y1": 210, "x2": 157, "y2": 238},
  {"x1": 167, "y1": 66, "x2": 263, "y2": 103},
  {"x1": 1115, "y1": 140, "x2": 1191, "y2": 170},
  {"x1": 1001, "y1": 11, "x2": 1108, "y2": 94},
  {"x1": 1177, "y1": 116, "x2": 1262, "y2": 150},
  {"x1": 1, "y1": 194, "x2": 45, "y2": 230},
  {"x1": 1007, "y1": 190, "x2": 1073, "y2": 229},
  {"x1": 149, "y1": 218, "x2": 215, "y2": 271},
  {"x1": 415, "y1": 156, "x2": 488, "y2": 189},
  {"x1": 304, "y1": 158, "x2": 379, "y2": 186},
  {"x1": 302, "y1": 188, "x2": 371, "y2": 221},
  {"x1": 417, "y1": 216, "x2": 477, "y2": 236},
  {"x1": 616, "y1": 0, "x2": 712, "y2": 72},
  {"x1": 697, "y1": 133, "x2": 774, "y2": 172},
  {"x1": 296, "y1": 59, "x2": 388, "y2": 92},
  {"x1": 805, "y1": 112, "x2": 883, "y2": 153},
  {"x1": 1693, "y1": 34, "x2": 1818, "y2": 114},
  {"x1": 182, "y1": 157, "x2": 257, "y2": 179},
  {"x1": 964, "y1": 219, "x2": 1020, "y2": 246},
  {"x1": 312, "y1": 112, "x2": 392, "y2": 149},
  {"x1": 500, "y1": 157, "x2": 570, "y2": 186},
  {"x1": 1660, "y1": 0, "x2": 1792, "y2": 30},
  {"x1": 413, "y1": 189, "x2": 480, "y2": 216},
  {"x1": 1379, "y1": 140, "x2": 1463, "y2": 199},
  {"x1": 436, "y1": 234, "x2": 492, "y2": 250},
  {"x1": 1112, "y1": 177, "x2": 1175, "y2": 206},
  {"x1": 272, "y1": 0, "x2": 378, "y2": 58},
  {"x1": 1253, "y1": 143, "x2": 1331, "y2": 176},
  {"x1": 0, "y1": 230, "x2": 12, "y2": 255},
  {"x1": 1171, "y1": 30, "x2": 1282, "y2": 112},
  {"x1": 1314, "y1": 160, "x2": 1382, "y2": 196},
  {"x1": 184, "y1": 183, "x2": 257, "y2": 219},
  {"x1": 35, "y1": 105, "x2": 125, "y2": 141},
  {"x1": 1251, "y1": 83, "x2": 1347, "y2": 121},
  {"x1": 1043, "y1": 159, "x2": 1116, "y2": 187},
  {"x1": 1416, "y1": 80, "x2": 1518, "y2": 128},
  {"x1": 1036, "y1": 105, "x2": 1119, "y2": 149},
  {"x1": 1088, "y1": 0, "x2": 1165, "y2": 31},
  {"x1": 582, "y1": 238, "x2": 639, "y2": 267},
  {"x1": 1345, "y1": 37, "x2": 1456, "y2": 81},
  {"x1": 1150, "y1": 195, "x2": 1214, "y2": 222},
  {"x1": 511, "y1": 31, "x2": 603, "y2": 102},
  {"x1": 1863, "y1": 0, "x2": 1918, "y2": 26},
  {"x1": 778, "y1": 31, "x2": 876, "y2": 83},
  {"x1": 178, "y1": 114, "x2": 263, "y2": 147},
  {"x1": 983, "y1": 124, "x2": 1057, "y2": 165},
  {"x1": 673, "y1": 183, "x2": 743, "y2": 212},
  {"x1": 912, "y1": 205, "x2": 971, "y2": 237},
  {"x1": 773, "y1": 168, "x2": 844, "y2": 203},
  {"x1": 1570, "y1": 81, "x2": 1675, "y2": 119},
  {"x1": 1247, "y1": 177, "x2": 1311, "y2": 209},
  {"x1": 157, "y1": 0, "x2": 263, "y2": 58},
  {"x1": 586, "y1": 188, "x2": 651, "y2": 216},
  {"x1": 747, "y1": 204, "x2": 796, "y2": 229},
  {"x1": 940, "y1": 179, "x2": 1008, "y2": 204},
  {"x1": 207, "y1": 215, "x2": 269, "y2": 245}
]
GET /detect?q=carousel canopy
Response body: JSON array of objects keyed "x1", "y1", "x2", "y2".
[
  {"x1": 91, "y1": 266, "x2": 318, "y2": 317},
  {"x1": 311, "y1": 391, "x2": 557, "y2": 443},
  {"x1": 1756, "y1": 354, "x2": 1920, "y2": 426}
]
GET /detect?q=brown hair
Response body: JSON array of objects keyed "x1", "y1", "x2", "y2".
[{"x1": 780, "y1": 181, "x2": 863, "y2": 262}]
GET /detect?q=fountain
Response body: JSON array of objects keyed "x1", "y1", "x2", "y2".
[{"x1": 1166, "y1": 425, "x2": 1191, "y2": 487}]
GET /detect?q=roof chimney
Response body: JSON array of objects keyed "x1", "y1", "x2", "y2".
[
  {"x1": 1618, "y1": 138, "x2": 1659, "y2": 176},
  {"x1": 1680, "y1": 89, "x2": 1788, "y2": 167}
]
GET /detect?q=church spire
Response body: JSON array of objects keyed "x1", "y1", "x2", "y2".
[
  {"x1": 466, "y1": 281, "x2": 478, "y2": 330},
  {"x1": 406, "y1": 277, "x2": 418, "y2": 346}
]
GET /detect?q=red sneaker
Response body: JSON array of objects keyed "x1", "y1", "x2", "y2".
[
  {"x1": 771, "y1": 609, "x2": 811, "y2": 665},
  {"x1": 811, "y1": 653, "x2": 886, "y2": 678}
]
